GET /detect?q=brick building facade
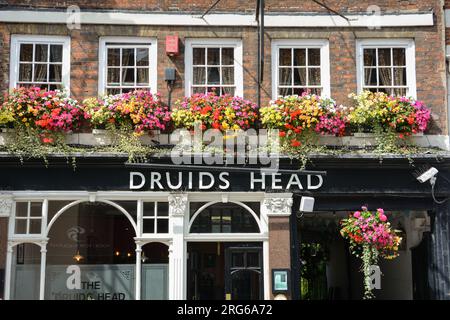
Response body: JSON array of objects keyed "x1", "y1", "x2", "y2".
[{"x1": 0, "y1": 0, "x2": 449, "y2": 301}]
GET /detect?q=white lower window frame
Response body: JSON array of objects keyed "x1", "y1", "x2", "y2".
[
  {"x1": 356, "y1": 38, "x2": 416, "y2": 98},
  {"x1": 271, "y1": 39, "x2": 330, "y2": 99},
  {"x1": 9, "y1": 34, "x2": 71, "y2": 91},
  {"x1": 184, "y1": 38, "x2": 244, "y2": 97},
  {"x1": 98, "y1": 36, "x2": 158, "y2": 96}
]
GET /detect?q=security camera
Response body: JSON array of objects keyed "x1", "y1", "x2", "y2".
[{"x1": 415, "y1": 166, "x2": 438, "y2": 184}]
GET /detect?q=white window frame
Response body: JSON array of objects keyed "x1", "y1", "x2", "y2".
[
  {"x1": 356, "y1": 38, "x2": 416, "y2": 98},
  {"x1": 98, "y1": 36, "x2": 158, "y2": 96},
  {"x1": 11, "y1": 201, "x2": 44, "y2": 238},
  {"x1": 185, "y1": 38, "x2": 243, "y2": 97},
  {"x1": 271, "y1": 39, "x2": 330, "y2": 99},
  {"x1": 141, "y1": 201, "x2": 169, "y2": 235},
  {"x1": 9, "y1": 34, "x2": 71, "y2": 91}
]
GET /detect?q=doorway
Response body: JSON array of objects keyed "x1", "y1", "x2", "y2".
[{"x1": 187, "y1": 242, "x2": 263, "y2": 300}]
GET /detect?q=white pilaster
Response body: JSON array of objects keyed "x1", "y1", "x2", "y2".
[
  {"x1": 135, "y1": 241, "x2": 142, "y2": 300},
  {"x1": 39, "y1": 241, "x2": 47, "y2": 300},
  {"x1": 168, "y1": 193, "x2": 188, "y2": 300},
  {"x1": 4, "y1": 242, "x2": 13, "y2": 300}
]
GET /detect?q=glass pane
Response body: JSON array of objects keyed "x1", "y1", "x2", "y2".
[
  {"x1": 29, "y1": 219, "x2": 41, "y2": 234},
  {"x1": 309, "y1": 88, "x2": 321, "y2": 95},
  {"x1": 49, "y1": 65, "x2": 62, "y2": 82},
  {"x1": 34, "y1": 64, "x2": 48, "y2": 82},
  {"x1": 294, "y1": 49, "x2": 307, "y2": 66},
  {"x1": 137, "y1": 68, "x2": 149, "y2": 86},
  {"x1": 15, "y1": 202, "x2": 28, "y2": 217},
  {"x1": 19, "y1": 64, "x2": 32, "y2": 81},
  {"x1": 48, "y1": 201, "x2": 73, "y2": 222},
  {"x1": 293, "y1": 87, "x2": 308, "y2": 96},
  {"x1": 136, "y1": 48, "x2": 149, "y2": 66},
  {"x1": 190, "y1": 203, "x2": 259, "y2": 233},
  {"x1": 230, "y1": 270, "x2": 260, "y2": 300},
  {"x1": 20, "y1": 44, "x2": 33, "y2": 62},
  {"x1": 207, "y1": 87, "x2": 219, "y2": 94},
  {"x1": 378, "y1": 67, "x2": 393, "y2": 86},
  {"x1": 122, "y1": 68, "x2": 135, "y2": 85},
  {"x1": 279, "y1": 49, "x2": 291, "y2": 66},
  {"x1": 193, "y1": 67, "x2": 206, "y2": 84},
  {"x1": 207, "y1": 67, "x2": 220, "y2": 85},
  {"x1": 192, "y1": 86, "x2": 206, "y2": 94},
  {"x1": 107, "y1": 68, "x2": 120, "y2": 85},
  {"x1": 222, "y1": 67, "x2": 234, "y2": 85},
  {"x1": 364, "y1": 68, "x2": 377, "y2": 86},
  {"x1": 157, "y1": 202, "x2": 169, "y2": 217},
  {"x1": 193, "y1": 48, "x2": 205, "y2": 65},
  {"x1": 308, "y1": 48, "x2": 320, "y2": 66},
  {"x1": 15, "y1": 219, "x2": 27, "y2": 234},
  {"x1": 232, "y1": 252, "x2": 245, "y2": 268},
  {"x1": 207, "y1": 48, "x2": 220, "y2": 65},
  {"x1": 35, "y1": 44, "x2": 48, "y2": 62},
  {"x1": 30, "y1": 202, "x2": 42, "y2": 217},
  {"x1": 279, "y1": 68, "x2": 292, "y2": 86},
  {"x1": 222, "y1": 87, "x2": 235, "y2": 96},
  {"x1": 107, "y1": 88, "x2": 121, "y2": 95},
  {"x1": 308, "y1": 68, "x2": 321, "y2": 86},
  {"x1": 393, "y1": 48, "x2": 406, "y2": 66},
  {"x1": 122, "y1": 48, "x2": 135, "y2": 66},
  {"x1": 378, "y1": 48, "x2": 392, "y2": 66},
  {"x1": 11, "y1": 244, "x2": 41, "y2": 300},
  {"x1": 393, "y1": 68, "x2": 407, "y2": 86},
  {"x1": 157, "y1": 219, "x2": 169, "y2": 233},
  {"x1": 143, "y1": 202, "x2": 155, "y2": 216},
  {"x1": 222, "y1": 48, "x2": 234, "y2": 65},
  {"x1": 247, "y1": 252, "x2": 260, "y2": 267},
  {"x1": 393, "y1": 88, "x2": 406, "y2": 96},
  {"x1": 50, "y1": 45, "x2": 63, "y2": 62},
  {"x1": 279, "y1": 87, "x2": 292, "y2": 96},
  {"x1": 143, "y1": 219, "x2": 155, "y2": 233},
  {"x1": 107, "y1": 48, "x2": 120, "y2": 66},
  {"x1": 294, "y1": 68, "x2": 306, "y2": 86},
  {"x1": 363, "y1": 49, "x2": 376, "y2": 67}
]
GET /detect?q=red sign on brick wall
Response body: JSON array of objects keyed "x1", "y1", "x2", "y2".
[{"x1": 166, "y1": 35, "x2": 179, "y2": 56}]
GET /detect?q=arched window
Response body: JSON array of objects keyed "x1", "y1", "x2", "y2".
[
  {"x1": 45, "y1": 202, "x2": 136, "y2": 300},
  {"x1": 190, "y1": 202, "x2": 260, "y2": 233}
]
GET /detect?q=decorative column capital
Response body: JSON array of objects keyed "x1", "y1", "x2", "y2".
[
  {"x1": 0, "y1": 197, "x2": 13, "y2": 217},
  {"x1": 168, "y1": 193, "x2": 188, "y2": 217},
  {"x1": 263, "y1": 195, "x2": 293, "y2": 217}
]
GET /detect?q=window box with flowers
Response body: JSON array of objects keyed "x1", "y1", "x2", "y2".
[
  {"x1": 171, "y1": 92, "x2": 259, "y2": 151},
  {"x1": 260, "y1": 93, "x2": 348, "y2": 149},
  {"x1": 0, "y1": 87, "x2": 83, "y2": 147},
  {"x1": 81, "y1": 90, "x2": 172, "y2": 146},
  {"x1": 347, "y1": 91, "x2": 431, "y2": 151}
]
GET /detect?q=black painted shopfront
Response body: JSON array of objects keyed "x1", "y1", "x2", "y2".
[{"x1": 0, "y1": 153, "x2": 449, "y2": 300}]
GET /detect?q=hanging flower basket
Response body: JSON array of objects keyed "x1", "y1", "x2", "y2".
[{"x1": 340, "y1": 206, "x2": 402, "y2": 299}]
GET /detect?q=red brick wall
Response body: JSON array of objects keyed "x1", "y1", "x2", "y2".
[
  {"x1": 268, "y1": 216, "x2": 291, "y2": 299},
  {"x1": 0, "y1": 1, "x2": 447, "y2": 134}
]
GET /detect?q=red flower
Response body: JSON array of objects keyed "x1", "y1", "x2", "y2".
[
  {"x1": 290, "y1": 139, "x2": 301, "y2": 147},
  {"x1": 279, "y1": 131, "x2": 286, "y2": 137}
]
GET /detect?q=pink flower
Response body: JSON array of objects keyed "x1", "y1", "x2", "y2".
[
  {"x1": 379, "y1": 215, "x2": 387, "y2": 222},
  {"x1": 361, "y1": 206, "x2": 368, "y2": 211},
  {"x1": 377, "y1": 208, "x2": 384, "y2": 215},
  {"x1": 353, "y1": 211, "x2": 361, "y2": 218}
]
